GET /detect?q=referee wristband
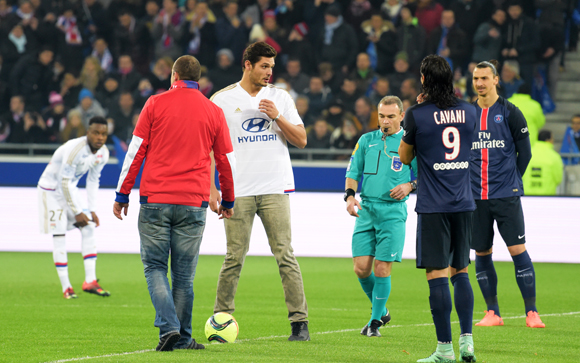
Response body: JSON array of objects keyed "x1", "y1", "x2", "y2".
[{"x1": 344, "y1": 188, "x2": 355, "y2": 202}]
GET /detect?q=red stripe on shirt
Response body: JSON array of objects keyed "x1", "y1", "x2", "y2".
[{"x1": 480, "y1": 108, "x2": 489, "y2": 200}]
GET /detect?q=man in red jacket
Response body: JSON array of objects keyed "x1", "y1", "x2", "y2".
[{"x1": 113, "y1": 55, "x2": 236, "y2": 352}]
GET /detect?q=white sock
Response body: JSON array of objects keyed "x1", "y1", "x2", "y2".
[
  {"x1": 81, "y1": 224, "x2": 97, "y2": 283},
  {"x1": 53, "y1": 235, "x2": 71, "y2": 292}
]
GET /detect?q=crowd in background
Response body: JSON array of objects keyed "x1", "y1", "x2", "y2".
[{"x1": 0, "y1": 0, "x2": 578, "y2": 159}]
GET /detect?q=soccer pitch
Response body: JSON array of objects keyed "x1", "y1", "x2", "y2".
[{"x1": 1, "y1": 252, "x2": 579, "y2": 363}]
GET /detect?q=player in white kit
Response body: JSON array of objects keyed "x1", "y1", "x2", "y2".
[
  {"x1": 210, "y1": 41, "x2": 310, "y2": 341},
  {"x1": 38, "y1": 116, "x2": 111, "y2": 299}
]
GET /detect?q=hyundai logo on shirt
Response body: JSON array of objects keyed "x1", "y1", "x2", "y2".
[{"x1": 242, "y1": 118, "x2": 270, "y2": 133}]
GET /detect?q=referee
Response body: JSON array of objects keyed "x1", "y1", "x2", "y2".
[{"x1": 345, "y1": 96, "x2": 417, "y2": 337}]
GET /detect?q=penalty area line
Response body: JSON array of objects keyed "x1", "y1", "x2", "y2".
[{"x1": 44, "y1": 311, "x2": 580, "y2": 362}]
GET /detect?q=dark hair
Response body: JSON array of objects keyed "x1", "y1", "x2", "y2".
[
  {"x1": 242, "y1": 41, "x2": 277, "y2": 68},
  {"x1": 517, "y1": 82, "x2": 532, "y2": 95},
  {"x1": 476, "y1": 59, "x2": 500, "y2": 77},
  {"x1": 173, "y1": 55, "x2": 201, "y2": 81},
  {"x1": 89, "y1": 116, "x2": 107, "y2": 126},
  {"x1": 419, "y1": 55, "x2": 457, "y2": 109},
  {"x1": 538, "y1": 130, "x2": 551, "y2": 142},
  {"x1": 573, "y1": 114, "x2": 580, "y2": 120}
]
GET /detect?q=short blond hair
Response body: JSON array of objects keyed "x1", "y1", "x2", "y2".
[{"x1": 378, "y1": 95, "x2": 403, "y2": 113}]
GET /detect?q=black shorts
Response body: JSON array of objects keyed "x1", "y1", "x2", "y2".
[
  {"x1": 416, "y1": 211, "x2": 473, "y2": 270},
  {"x1": 471, "y1": 197, "x2": 526, "y2": 252}
]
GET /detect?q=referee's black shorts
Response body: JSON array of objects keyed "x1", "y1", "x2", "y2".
[
  {"x1": 416, "y1": 211, "x2": 473, "y2": 270},
  {"x1": 471, "y1": 196, "x2": 526, "y2": 252}
]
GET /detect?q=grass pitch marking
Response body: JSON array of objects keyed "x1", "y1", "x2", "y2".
[{"x1": 45, "y1": 311, "x2": 580, "y2": 363}]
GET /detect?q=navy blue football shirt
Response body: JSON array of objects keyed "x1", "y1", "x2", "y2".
[
  {"x1": 470, "y1": 96, "x2": 529, "y2": 200},
  {"x1": 402, "y1": 100, "x2": 477, "y2": 213}
]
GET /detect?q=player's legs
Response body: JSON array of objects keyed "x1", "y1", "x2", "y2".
[
  {"x1": 169, "y1": 205, "x2": 207, "y2": 349},
  {"x1": 80, "y1": 224, "x2": 97, "y2": 284},
  {"x1": 139, "y1": 203, "x2": 181, "y2": 340},
  {"x1": 53, "y1": 234, "x2": 73, "y2": 293},
  {"x1": 352, "y1": 203, "x2": 377, "y2": 303},
  {"x1": 258, "y1": 194, "x2": 308, "y2": 323},
  {"x1": 215, "y1": 196, "x2": 257, "y2": 314}
]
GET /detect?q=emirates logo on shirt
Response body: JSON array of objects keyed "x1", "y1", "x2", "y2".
[{"x1": 242, "y1": 118, "x2": 270, "y2": 133}]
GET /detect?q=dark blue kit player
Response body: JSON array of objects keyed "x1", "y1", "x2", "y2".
[
  {"x1": 470, "y1": 60, "x2": 544, "y2": 329},
  {"x1": 399, "y1": 55, "x2": 477, "y2": 363}
]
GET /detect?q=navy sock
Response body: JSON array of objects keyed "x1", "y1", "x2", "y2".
[
  {"x1": 428, "y1": 277, "x2": 452, "y2": 344},
  {"x1": 451, "y1": 273, "x2": 474, "y2": 335},
  {"x1": 475, "y1": 254, "x2": 500, "y2": 316},
  {"x1": 512, "y1": 250, "x2": 537, "y2": 314}
]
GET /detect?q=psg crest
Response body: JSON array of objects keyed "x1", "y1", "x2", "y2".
[
  {"x1": 494, "y1": 114, "x2": 504, "y2": 123},
  {"x1": 391, "y1": 156, "x2": 403, "y2": 172}
]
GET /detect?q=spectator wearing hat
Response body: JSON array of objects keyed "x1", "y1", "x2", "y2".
[
  {"x1": 396, "y1": 6, "x2": 426, "y2": 73},
  {"x1": 522, "y1": 130, "x2": 563, "y2": 196},
  {"x1": 262, "y1": 10, "x2": 286, "y2": 53},
  {"x1": 208, "y1": 48, "x2": 242, "y2": 96},
  {"x1": 279, "y1": 58, "x2": 310, "y2": 95},
  {"x1": 73, "y1": 88, "x2": 106, "y2": 128},
  {"x1": 215, "y1": 0, "x2": 249, "y2": 65},
  {"x1": 286, "y1": 22, "x2": 316, "y2": 75},
  {"x1": 386, "y1": 51, "x2": 414, "y2": 98},
  {"x1": 359, "y1": 12, "x2": 398, "y2": 75},
  {"x1": 42, "y1": 91, "x2": 68, "y2": 143},
  {"x1": 316, "y1": 5, "x2": 358, "y2": 74},
  {"x1": 9, "y1": 47, "x2": 54, "y2": 111}
]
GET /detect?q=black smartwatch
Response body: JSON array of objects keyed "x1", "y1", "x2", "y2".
[
  {"x1": 410, "y1": 180, "x2": 417, "y2": 191},
  {"x1": 344, "y1": 188, "x2": 355, "y2": 201}
]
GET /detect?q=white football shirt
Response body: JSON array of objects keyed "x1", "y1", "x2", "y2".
[{"x1": 211, "y1": 83, "x2": 303, "y2": 197}]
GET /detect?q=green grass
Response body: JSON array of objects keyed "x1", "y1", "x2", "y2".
[{"x1": 1, "y1": 252, "x2": 579, "y2": 363}]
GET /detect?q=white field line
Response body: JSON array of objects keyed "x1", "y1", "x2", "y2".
[{"x1": 45, "y1": 311, "x2": 580, "y2": 363}]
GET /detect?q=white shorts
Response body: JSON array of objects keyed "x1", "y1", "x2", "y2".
[{"x1": 38, "y1": 186, "x2": 89, "y2": 234}]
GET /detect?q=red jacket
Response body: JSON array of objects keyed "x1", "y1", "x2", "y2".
[{"x1": 116, "y1": 80, "x2": 235, "y2": 208}]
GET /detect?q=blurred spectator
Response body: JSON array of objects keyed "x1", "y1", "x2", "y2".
[
  {"x1": 80, "y1": 57, "x2": 104, "y2": 93},
  {"x1": 208, "y1": 48, "x2": 242, "y2": 94},
  {"x1": 415, "y1": 0, "x2": 443, "y2": 37},
  {"x1": 321, "y1": 99, "x2": 360, "y2": 130},
  {"x1": 3, "y1": 0, "x2": 38, "y2": 36},
  {"x1": 241, "y1": 0, "x2": 270, "y2": 27},
  {"x1": 369, "y1": 77, "x2": 391, "y2": 106},
  {"x1": 536, "y1": 0, "x2": 566, "y2": 99},
  {"x1": 426, "y1": 9, "x2": 468, "y2": 72},
  {"x1": 387, "y1": 51, "x2": 414, "y2": 97},
  {"x1": 279, "y1": 58, "x2": 310, "y2": 94},
  {"x1": 133, "y1": 78, "x2": 154, "y2": 109},
  {"x1": 10, "y1": 47, "x2": 54, "y2": 111},
  {"x1": 215, "y1": 0, "x2": 249, "y2": 65},
  {"x1": 523, "y1": 130, "x2": 563, "y2": 195},
  {"x1": 0, "y1": 0, "x2": 13, "y2": 28},
  {"x1": 296, "y1": 95, "x2": 316, "y2": 126},
  {"x1": 509, "y1": 83, "x2": 545, "y2": 147},
  {"x1": 113, "y1": 9, "x2": 152, "y2": 76},
  {"x1": 335, "y1": 77, "x2": 363, "y2": 113},
  {"x1": 381, "y1": 0, "x2": 403, "y2": 26},
  {"x1": 55, "y1": 6, "x2": 85, "y2": 74},
  {"x1": 152, "y1": 0, "x2": 185, "y2": 61},
  {"x1": 305, "y1": 119, "x2": 333, "y2": 158},
  {"x1": 10, "y1": 111, "x2": 49, "y2": 143},
  {"x1": 73, "y1": 88, "x2": 105, "y2": 127},
  {"x1": 286, "y1": 22, "x2": 316, "y2": 75},
  {"x1": 141, "y1": 0, "x2": 161, "y2": 32},
  {"x1": 1, "y1": 96, "x2": 26, "y2": 143},
  {"x1": 58, "y1": 72, "x2": 83, "y2": 110},
  {"x1": 60, "y1": 108, "x2": 85, "y2": 142},
  {"x1": 75, "y1": 0, "x2": 110, "y2": 45},
  {"x1": 349, "y1": 53, "x2": 376, "y2": 95},
  {"x1": 499, "y1": 60, "x2": 524, "y2": 99},
  {"x1": 345, "y1": 0, "x2": 373, "y2": 32},
  {"x1": 396, "y1": 6, "x2": 426, "y2": 72},
  {"x1": 400, "y1": 78, "x2": 419, "y2": 103},
  {"x1": 198, "y1": 66, "x2": 214, "y2": 97},
  {"x1": 501, "y1": 1, "x2": 539, "y2": 87},
  {"x1": 0, "y1": 24, "x2": 37, "y2": 81},
  {"x1": 107, "y1": 91, "x2": 135, "y2": 142},
  {"x1": 359, "y1": 12, "x2": 397, "y2": 75},
  {"x1": 113, "y1": 54, "x2": 141, "y2": 92},
  {"x1": 149, "y1": 56, "x2": 173, "y2": 91},
  {"x1": 91, "y1": 38, "x2": 114, "y2": 74},
  {"x1": 472, "y1": 8, "x2": 506, "y2": 63},
  {"x1": 303, "y1": 76, "x2": 332, "y2": 118},
  {"x1": 273, "y1": 77, "x2": 298, "y2": 100},
  {"x1": 354, "y1": 96, "x2": 378, "y2": 133},
  {"x1": 96, "y1": 76, "x2": 120, "y2": 111},
  {"x1": 449, "y1": 0, "x2": 485, "y2": 50},
  {"x1": 560, "y1": 114, "x2": 580, "y2": 165},
  {"x1": 42, "y1": 91, "x2": 67, "y2": 143},
  {"x1": 331, "y1": 118, "x2": 361, "y2": 155},
  {"x1": 316, "y1": 5, "x2": 358, "y2": 74},
  {"x1": 318, "y1": 61, "x2": 343, "y2": 95},
  {"x1": 184, "y1": 1, "x2": 217, "y2": 69},
  {"x1": 262, "y1": 10, "x2": 286, "y2": 52}
]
